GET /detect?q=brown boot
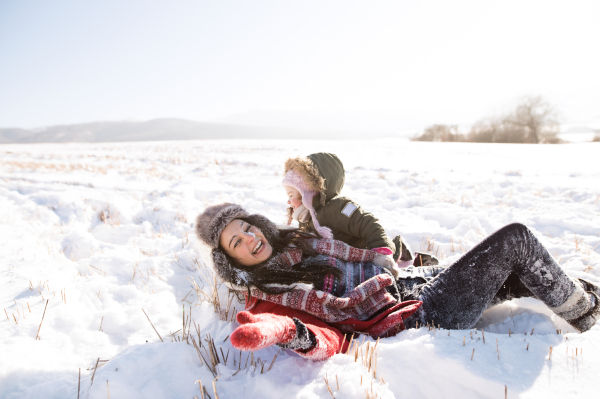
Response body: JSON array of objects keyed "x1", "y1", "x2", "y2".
[
  {"x1": 413, "y1": 253, "x2": 439, "y2": 267},
  {"x1": 393, "y1": 235, "x2": 412, "y2": 262}
]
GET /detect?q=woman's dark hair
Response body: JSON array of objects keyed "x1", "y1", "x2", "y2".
[{"x1": 221, "y1": 218, "x2": 341, "y2": 295}]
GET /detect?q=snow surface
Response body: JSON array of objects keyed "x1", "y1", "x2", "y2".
[{"x1": 1, "y1": 139, "x2": 599, "y2": 399}]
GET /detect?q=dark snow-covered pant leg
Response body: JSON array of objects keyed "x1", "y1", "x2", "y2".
[
  {"x1": 397, "y1": 266, "x2": 535, "y2": 307},
  {"x1": 406, "y1": 223, "x2": 592, "y2": 330}
]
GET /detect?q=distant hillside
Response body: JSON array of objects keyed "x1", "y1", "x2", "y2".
[
  {"x1": 0, "y1": 118, "x2": 376, "y2": 144},
  {"x1": 213, "y1": 110, "x2": 422, "y2": 135}
]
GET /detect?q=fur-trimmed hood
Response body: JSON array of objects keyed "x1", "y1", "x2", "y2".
[{"x1": 284, "y1": 152, "x2": 345, "y2": 206}]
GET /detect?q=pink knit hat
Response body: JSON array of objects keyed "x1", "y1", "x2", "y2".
[{"x1": 282, "y1": 169, "x2": 333, "y2": 238}]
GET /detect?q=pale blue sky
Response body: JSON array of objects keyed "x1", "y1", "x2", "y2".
[{"x1": 1, "y1": 0, "x2": 599, "y2": 130}]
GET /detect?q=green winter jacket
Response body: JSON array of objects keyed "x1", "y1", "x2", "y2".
[{"x1": 284, "y1": 152, "x2": 400, "y2": 255}]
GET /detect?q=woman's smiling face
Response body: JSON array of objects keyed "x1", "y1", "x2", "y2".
[{"x1": 219, "y1": 219, "x2": 273, "y2": 266}]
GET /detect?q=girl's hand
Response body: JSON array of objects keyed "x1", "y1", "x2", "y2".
[
  {"x1": 230, "y1": 312, "x2": 297, "y2": 351},
  {"x1": 373, "y1": 251, "x2": 401, "y2": 277},
  {"x1": 373, "y1": 252, "x2": 396, "y2": 269}
]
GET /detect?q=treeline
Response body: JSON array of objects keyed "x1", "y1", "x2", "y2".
[{"x1": 412, "y1": 96, "x2": 562, "y2": 144}]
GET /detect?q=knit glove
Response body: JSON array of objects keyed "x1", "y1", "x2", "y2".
[
  {"x1": 292, "y1": 204, "x2": 311, "y2": 223},
  {"x1": 230, "y1": 312, "x2": 297, "y2": 352}
]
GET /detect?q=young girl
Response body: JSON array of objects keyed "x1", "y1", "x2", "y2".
[
  {"x1": 282, "y1": 152, "x2": 436, "y2": 266},
  {"x1": 195, "y1": 203, "x2": 600, "y2": 361}
]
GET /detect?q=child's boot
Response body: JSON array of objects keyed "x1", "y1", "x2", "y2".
[
  {"x1": 393, "y1": 235, "x2": 413, "y2": 262},
  {"x1": 413, "y1": 253, "x2": 439, "y2": 266}
]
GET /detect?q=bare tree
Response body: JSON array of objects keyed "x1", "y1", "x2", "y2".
[
  {"x1": 507, "y1": 96, "x2": 559, "y2": 143},
  {"x1": 412, "y1": 96, "x2": 561, "y2": 144},
  {"x1": 411, "y1": 124, "x2": 464, "y2": 142},
  {"x1": 468, "y1": 96, "x2": 560, "y2": 144}
]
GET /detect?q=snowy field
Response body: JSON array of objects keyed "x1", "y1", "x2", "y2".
[{"x1": 1, "y1": 139, "x2": 599, "y2": 399}]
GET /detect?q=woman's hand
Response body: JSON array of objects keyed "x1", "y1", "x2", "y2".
[{"x1": 230, "y1": 312, "x2": 297, "y2": 351}]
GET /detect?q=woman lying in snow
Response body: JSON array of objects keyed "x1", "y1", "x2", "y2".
[{"x1": 195, "y1": 203, "x2": 600, "y2": 361}]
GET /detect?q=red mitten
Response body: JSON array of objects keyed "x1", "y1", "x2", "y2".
[{"x1": 230, "y1": 312, "x2": 297, "y2": 351}]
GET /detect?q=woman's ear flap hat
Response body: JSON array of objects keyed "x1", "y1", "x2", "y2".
[
  {"x1": 194, "y1": 203, "x2": 279, "y2": 289},
  {"x1": 195, "y1": 203, "x2": 249, "y2": 250},
  {"x1": 282, "y1": 169, "x2": 333, "y2": 239}
]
